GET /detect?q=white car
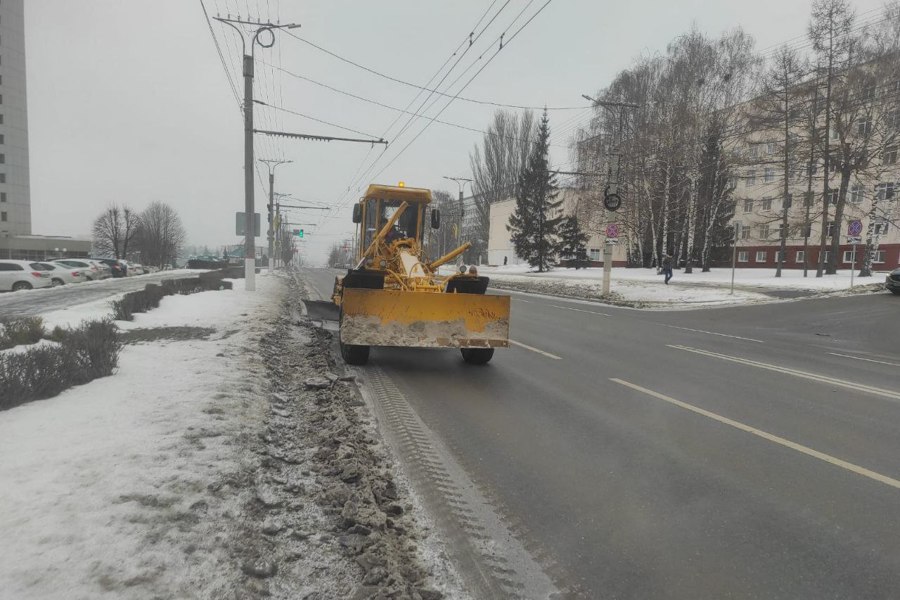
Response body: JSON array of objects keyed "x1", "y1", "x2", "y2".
[
  {"x1": 35, "y1": 262, "x2": 86, "y2": 286},
  {"x1": 52, "y1": 259, "x2": 106, "y2": 281},
  {"x1": 0, "y1": 260, "x2": 54, "y2": 291}
]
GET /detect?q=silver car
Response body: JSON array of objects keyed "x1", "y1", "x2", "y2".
[
  {"x1": 35, "y1": 262, "x2": 86, "y2": 286},
  {"x1": 52, "y1": 259, "x2": 106, "y2": 281},
  {"x1": 0, "y1": 260, "x2": 54, "y2": 291}
]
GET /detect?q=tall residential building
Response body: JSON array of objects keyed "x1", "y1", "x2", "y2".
[{"x1": 0, "y1": 0, "x2": 30, "y2": 236}]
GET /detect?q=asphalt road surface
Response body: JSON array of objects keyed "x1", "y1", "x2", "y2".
[
  {"x1": 303, "y1": 267, "x2": 900, "y2": 599},
  {"x1": 0, "y1": 270, "x2": 205, "y2": 319}
]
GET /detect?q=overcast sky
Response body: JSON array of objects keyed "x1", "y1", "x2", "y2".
[{"x1": 26, "y1": 0, "x2": 886, "y2": 264}]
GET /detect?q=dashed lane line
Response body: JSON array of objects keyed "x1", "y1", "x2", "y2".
[
  {"x1": 664, "y1": 325, "x2": 764, "y2": 343},
  {"x1": 828, "y1": 352, "x2": 900, "y2": 368},
  {"x1": 611, "y1": 378, "x2": 900, "y2": 491},
  {"x1": 550, "y1": 305, "x2": 611, "y2": 317},
  {"x1": 509, "y1": 340, "x2": 563, "y2": 360},
  {"x1": 668, "y1": 345, "x2": 900, "y2": 402}
]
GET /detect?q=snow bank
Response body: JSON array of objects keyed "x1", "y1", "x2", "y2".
[{"x1": 0, "y1": 273, "x2": 284, "y2": 599}]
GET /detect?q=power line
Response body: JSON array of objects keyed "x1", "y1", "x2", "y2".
[
  {"x1": 282, "y1": 30, "x2": 582, "y2": 111},
  {"x1": 253, "y1": 99, "x2": 383, "y2": 139}
]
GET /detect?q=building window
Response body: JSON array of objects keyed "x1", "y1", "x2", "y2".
[
  {"x1": 762, "y1": 198, "x2": 773, "y2": 211},
  {"x1": 741, "y1": 226, "x2": 751, "y2": 240},
  {"x1": 842, "y1": 250, "x2": 856, "y2": 263},
  {"x1": 828, "y1": 189, "x2": 839, "y2": 205},
  {"x1": 766, "y1": 142, "x2": 776, "y2": 156},
  {"x1": 764, "y1": 168, "x2": 775, "y2": 182},
  {"x1": 795, "y1": 250, "x2": 805, "y2": 263},
  {"x1": 748, "y1": 144, "x2": 759, "y2": 159},
  {"x1": 823, "y1": 250, "x2": 831, "y2": 264},
  {"x1": 874, "y1": 217, "x2": 889, "y2": 236},
  {"x1": 826, "y1": 221, "x2": 836, "y2": 237},
  {"x1": 0, "y1": 154, "x2": 4, "y2": 164},
  {"x1": 0, "y1": 114, "x2": 4, "y2": 125},
  {"x1": 746, "y1": 170, "x2": 756, "y2": 186},
  {"x1": 0, "y1": 173, "x2": 5, "y2": 183},
  {"x1": 1, "y1": 211, "x2": 6, "y2": 222},
  {"x1": 588, "y1": 248, "x2": 600, "y2": 261},
  {"x1": 850, "y1": 184, "x2": 863, "y2": 204},
  {"x1": 1, "y1": 192, "x2": 6, "y2": 202},
  {"x1": 743, "y1": 199, "x2": 753, "y2": 213},
  {"x1": 733, "y1": 222, "x2": 742, "y2": 239},
  {"x1": 875, "y1": 182, "x2": 896, "y2": 201},
  {"x1": 885, "y1": 146, "x2": 898, "y2": 165},
  {"x1": 857, "y1": 118, "x2": 872, "y2": 136},
  {"x1": 738, "y1": 250, "x2": 749, "y2": 263},
  {"x1": 874, "y1": 250, "x2": 886, "y2": 263},
  {"x1": 759, "y1": 224, "x2": 770, "y2": 239},
  {"x1": 755, "y1": 250, "x2": 767, "y2": 262},
  {"x1": 775, "y1": 250, "x2": 784, "y2": 263}
]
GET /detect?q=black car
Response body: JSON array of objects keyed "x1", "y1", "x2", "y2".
[
  {"x1": 886, "y1": 268, "x2": 900, "y2": 295},
  {"x1": 91, "y1": 258, "x2": 127, "y2": 278}
]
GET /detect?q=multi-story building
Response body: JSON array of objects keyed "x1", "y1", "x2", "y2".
[
  {"x1": 730, "y1": 84, "x2": 900, "y2": 270},
  {"x1": 0, "y1": 0, "x2": 90, "y2": 259}
]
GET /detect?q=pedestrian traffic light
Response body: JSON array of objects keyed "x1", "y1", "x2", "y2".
[{"x1": 298, "y1": 229, "x2": 304, "y2": 238}]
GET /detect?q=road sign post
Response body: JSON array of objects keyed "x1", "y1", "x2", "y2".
[
  {"x1": 602, "y1": 222, "x2": 619, "y2": 296},
  {"x1": 848, "y1": 220, "x2": 862, "y2": 289}
]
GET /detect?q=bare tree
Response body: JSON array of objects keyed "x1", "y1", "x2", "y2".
[
  {"x1": 808, "y1": 0, "x2": 855, "y2": 276},
  {"x1": 92, "y1": 204, "x2": 140, "y2": 259},
  {"x1": 469, "y1": 110, "x2": 536, "y2": 262},
  {"x1": 429, "y1": 189, "x2": 461, "y2": 259},
  {"x1": 135, "y1": 202, "x2": 186, "y2": 268}
]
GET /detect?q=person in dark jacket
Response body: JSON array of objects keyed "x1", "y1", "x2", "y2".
[{"x1": 662, "y1": 254, "x2": 673, "y2": 284}]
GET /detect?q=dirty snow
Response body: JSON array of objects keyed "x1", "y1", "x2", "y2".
[{"x1": 0, "y1": 274, "x2": 282, "y2": 599}]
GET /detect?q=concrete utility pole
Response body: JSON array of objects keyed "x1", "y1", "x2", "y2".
[
  {"x1": 443, "y1": 176, "x2": 473, "y2": 260},
  {"x1": 260, "y1": 158, "x2": 292, "y2": 273},
  {"x1": 216, "y1": 16, "x2": 300, "y2": 291}
]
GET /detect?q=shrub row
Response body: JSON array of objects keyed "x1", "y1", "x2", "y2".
[
  {"x1": 111, "y1": 273, "x2": 233, "y2": 321},
  {"x1": 0, "y1": 317, "x2": 46, "y2": 351},
  {"x1": 0, "y1": 319, "x2": 122, "y2": 410}
]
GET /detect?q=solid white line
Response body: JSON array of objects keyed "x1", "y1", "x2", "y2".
[
  {"x1": 611, "y1": 378, "x2": 900, "y2": 491},
  {"x1": 668, "y1": 345, "x2": 900, "y2": 402},
  {"x1": 828, "y1": 352, "x2": 900, "y2": 368},
  {"x1": 509, "y1": 339, "x2": 562, "y2": 360},
  {"x1": 551, "y1": 305, "x2": 610, "y2": 317},
  {"x1": 665, "y1": 325, "x2": 764, "y2": 343}
]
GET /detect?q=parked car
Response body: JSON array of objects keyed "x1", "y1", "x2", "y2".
[
  {"x1": 35, "y1": 262, "x2": 86, "y2": 286},
  {"x1": 91, "y1": 257, "x2": 127, "y2": 278},
  {"x1": 0, "y1": 260, "x2": 54, "y2": 291},
  {"x1": 52, "y1": 259, "x2": 105, "y2": 281},
  {"x1": 128, "y1": 263, "x2": 146, "y2": 276},
  {"x1": 886, "y1": 268, "x2": 900, "y2": 295}
]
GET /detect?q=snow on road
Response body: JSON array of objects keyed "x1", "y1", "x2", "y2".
[{"x1": 0, "y1": 274, "x2": 282, "y2": 599}]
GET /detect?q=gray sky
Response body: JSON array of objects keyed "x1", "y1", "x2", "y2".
[{"x1": 26, "y1": 0, "x2": 886, "y2": 264}]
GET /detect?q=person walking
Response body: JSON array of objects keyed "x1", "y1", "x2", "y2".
[{"x1": 662, "y1": 254, "x2": 673, "y2": 285}]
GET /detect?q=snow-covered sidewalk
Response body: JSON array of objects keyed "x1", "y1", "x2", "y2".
[
  {"x1": 0, "y1": 274, "x2": 283, "y2": 599},
  {"x1": 476, "y1": 264, "x2": 890, "y2": 308}
]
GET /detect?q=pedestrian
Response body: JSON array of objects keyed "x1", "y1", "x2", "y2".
[
  {"x1": 662, "y1": 254, "x2": 673, "y2": 285},
  {"x1": 503, "y1": 256, "x2": 508, "y2": 266}
]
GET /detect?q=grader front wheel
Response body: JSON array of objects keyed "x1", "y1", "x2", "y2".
[{"x1": 460, "y1": 348, "x2": 494, "y2": 365}]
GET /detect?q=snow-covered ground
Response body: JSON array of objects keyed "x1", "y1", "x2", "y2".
[
  {"x1": 0, "y1": 274, "x2": 283, "y2": 599},
  {"x1": 469, "y1": 264, "x2": 891, "y2": 308}
]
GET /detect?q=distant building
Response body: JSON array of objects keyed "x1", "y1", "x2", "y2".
[
  {"x1": 487, "y1": 188, "x2": 628, "y2": 267},
  {"x1": 0, "y1": 0, "x2": 91, "y2": 259}
]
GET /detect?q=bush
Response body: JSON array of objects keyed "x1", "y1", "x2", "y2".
[
  {"x1": 0, "y1": 317, "x2": 46, "y2": 350},
  {"x1": 110, "y1": 275, "x2": 230, "y2": 322},
  {"x1": 0, "y1": 319, "x2": 121, "y2": 410}
]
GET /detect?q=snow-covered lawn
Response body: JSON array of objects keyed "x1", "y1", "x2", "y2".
[
  {"x1": 0, "y1": 274, "x2": 283, "y2": 599},
  {"x1": 480, "y1": 263, "x2": 891, "y2": 290}
]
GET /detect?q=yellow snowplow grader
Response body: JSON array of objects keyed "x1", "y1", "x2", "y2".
[{"x1": 330, "y1": 183, "x2": 510, "y2": 366}]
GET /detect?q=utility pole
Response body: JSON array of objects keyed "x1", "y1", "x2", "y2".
[
  {"x1": 443, "y1": 176, "x2": 473, "y2": 261},
  {"x1": 260, "y1": 158, "x2": 292, "y2": 273},
  {"x1": 216, "y1": 16, "x2": 300, "y2": 291}
]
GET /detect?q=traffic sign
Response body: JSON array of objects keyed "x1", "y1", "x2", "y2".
[
  {"x1": 847, "y1": 236, "x2": 861, "y2": 244},
  {"x1": 605, "y1": 223, "x2": 620, "y2": 239},
  {"x1": 848, "y1": 219, "x2": 863, "y2": 236},
  {"x1": 236, "y1": 212, "x2": 261, "y2": 237}
]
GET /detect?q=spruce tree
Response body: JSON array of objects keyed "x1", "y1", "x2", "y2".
[
  {"x1": 557, "y1": 216, "x2": 590, "y2": 269},
  {"x1": 507, "y1": 110, "x2": 561, "y2": 272}
]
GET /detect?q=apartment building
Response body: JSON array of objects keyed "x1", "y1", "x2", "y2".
[{"x1": 730, "y1": 86, "x2": 900, "y2": 270}]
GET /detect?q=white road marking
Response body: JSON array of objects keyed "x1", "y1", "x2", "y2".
[
  {"x1": 828, "y1": 352, "x2": 900, "y2": 368},
  {"x1": 509, "y1": 339, "x2": 562, "y2": 360},
  {"x1": 611, "y1": 378, "x2": 900, "y2": 491},
  {"x1": 668, "y1": 345, "x2": 900, "y2": 402},
  {"x1": 665, "y1": 325, "x2": 764, "y2": 343},
  {"x1": 551, "y1": 305, "x2": 610, "y2": 317}
]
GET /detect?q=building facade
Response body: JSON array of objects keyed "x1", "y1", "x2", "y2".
[
  {"x1": 487, "y1": 188, "x2": 628, "y2": 267},
  {"x1": 0, "y1": 0, "x2": 30, "y2": 236}
]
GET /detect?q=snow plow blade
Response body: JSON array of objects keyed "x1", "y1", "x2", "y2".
[{"x1": 340, "y1": 288, "x2": 510, "y2": 349}]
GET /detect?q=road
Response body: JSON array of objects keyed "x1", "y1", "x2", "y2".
[
  {"x1": 0, "y1": 270, "x2": 204, "y2": 318},
  {"x1": 302, "y1": 267, "x2": 900, "y2": 599}
]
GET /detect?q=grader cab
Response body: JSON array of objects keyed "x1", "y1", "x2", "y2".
[{"x1": 330, "y1": 183, "x2": 510, "y2": 366}]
